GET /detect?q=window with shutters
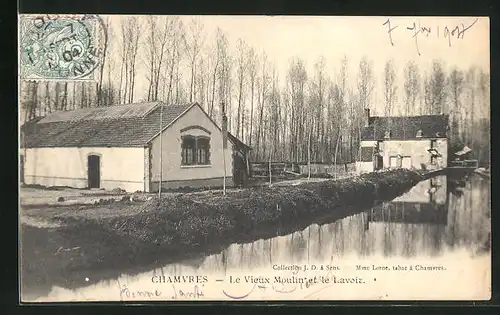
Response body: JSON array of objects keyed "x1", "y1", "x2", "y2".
[{"x1": 181, "y1": 135, "x2": 211, "y2": 166}]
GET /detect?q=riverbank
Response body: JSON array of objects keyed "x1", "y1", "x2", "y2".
[
  {"x1": 49, "y1": 169, "x2": 426, "y2": 245},
  {"x1": 21, "y1": 169, "x2": 429, "y2": 294}
]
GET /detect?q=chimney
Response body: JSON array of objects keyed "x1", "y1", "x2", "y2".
[{"x1": 364, "y1": 108, "x2": 370, "y2": 127}]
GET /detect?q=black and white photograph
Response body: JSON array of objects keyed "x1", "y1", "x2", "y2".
[{"x1": 18, "y1": 15, "x2": 490, "y2": 301}]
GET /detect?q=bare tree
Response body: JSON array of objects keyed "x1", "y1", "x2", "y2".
[
  {"x1": 162, "y1": 19, "x2": 184, "y2": 104},
  {"x1": 477, "y1": 69, "x2": 490, "y2": 120},
  {"x1": 216, "y1": 30, "x2": 231, "y2": 126},
  {"x1": 101, "y1": 17, "x2": 116, "y2": 106},
  {"x1": 196, "y1": 56, "x2": 207, "y2": 109},
  {"x1": 19, "y1": 81, "x2": 39, "y2": 123},
  {"x1": 117, "y1": 17, "x2": 142, "y2": 104},
  {"x1": 118, "y1": 19, "x2": 128, "y2": 103},
  {"x1": 208, "y1": 28, "x2": 224, "y2": 117},
  {"x1": 235, "y1": 38, "x2": 248, "y2": 139},
  {"x1": 427, "y1": 60, "x2": 447, "y2": 114},
  {"x1": 310, "y1": 57, "x2": 327, "y2": 162},
  {"x1": 162, "y1": 19, "x2": 183, "y2": 104},
  {"x1": 423, "y1": 72, "x2": 432, "y2": 115},
  {"x1": 464, "y1": 66, "x2": 477, "y2": 143},
  {"x1": 403, "y1": 61, "x2": 420, "y2": 116},
  {"x1": 357, "y1": 56, "x2": 375, "y2": 160},
  {"x1": 127, "y1": 18, "x2": 141, "y2": 103},
  {"x1": 383, "y1": 59, "x2": 397, "y2": 118},
  {"x1": 357, "y1": 57, "x2": 374, "y2": 112},
  {"x1": 327, "y1": 82, "x2": 341, "y2": 163},
  {"x1": 287, "y1": 57, "x2": 307, "y2": 162},
  {"x1": 96, "y1": 16, "x2": 110, "y2": 106},
  {"x1": 476, "y1": 68, "x2": 490, "y2": 165},
  {"x1": 280, "y1": 89, "x2": 290, "y2": 160},
  {"x1": 183, "y1": 17, "x2": 205, "y2": 103},
  {"x1": 144, "y1": 16, "x2": 176, "y2": 102},
  {"x1": 247, "y1": 47, "x2": 258, "y2": 147},
  {"x1": 447, "y1": 67, "x2": 465, "y2": 141},
  {"x1": 80, "y1": 81, "x2": 87, "y2": 108},
  {"x1": 62, "y1": 82, "x2": 68, "y2": 110},
  {"x1": 268, "y1": 62, "x2": 281, "y2": 162},
  {"x1": 255, "y1": 52, "x2": 270, "y2": 160},
  {"x1": 334, "y1": 55, "x2": 348, "y2": 171}
]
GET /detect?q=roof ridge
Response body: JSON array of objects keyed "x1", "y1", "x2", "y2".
[
  {"x1": 372, "y1": 114, "x2": 449, "y2": 118},
  {"x1": 94, "y1": 101, "x2": 162, "y2": 108},
  {"x1": 141, "y1": 102, "x2": 195, "y2": 118}
]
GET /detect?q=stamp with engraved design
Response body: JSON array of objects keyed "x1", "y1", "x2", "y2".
[{"x1": 19, "y1": 14, "x2": 106, "y2": 81}]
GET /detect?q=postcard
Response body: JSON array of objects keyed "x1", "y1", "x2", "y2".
[{"x1": 18, "y1": 14, "x2": 490, "y2": 302}]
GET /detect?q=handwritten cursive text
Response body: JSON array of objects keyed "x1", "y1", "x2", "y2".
[
  {"x1": 383, "y1": 18, "x2": 480, "y2": 54},
  {"x1": 170, "y1": 283, "x2": 205, "y2": 299},
  {"x1": 117, "y1": 282, "x2": 162, "y2": 301}
]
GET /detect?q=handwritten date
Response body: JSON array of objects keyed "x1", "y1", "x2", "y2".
[{"x1": 383, "y1": 18, "x2": 479, "y2": 55}]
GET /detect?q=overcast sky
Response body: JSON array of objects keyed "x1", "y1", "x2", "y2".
[{"x1": 104, "y1": 15, "x2": 489, "y2": 115}]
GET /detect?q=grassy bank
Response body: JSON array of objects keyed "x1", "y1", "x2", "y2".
[
  {"x1": 21, "y1": 169, "x2": 425, "y2": 293},
  {"x1": 127, "y1": 170, "x2": 419, "y2": 239},
  {"x1": 57, "y1": 169, "x2": 424, "y2": 247}
]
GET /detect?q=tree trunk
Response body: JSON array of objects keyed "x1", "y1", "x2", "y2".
[
  {"x1": 249, "y1": 80, "x2": 254, "y2": 146},
  {"x1": 97, "y1": 18, "x2": 108, "y2": 107},
  {"x1": 333, "y1": 130, "x2": 341, "y2": 179}
]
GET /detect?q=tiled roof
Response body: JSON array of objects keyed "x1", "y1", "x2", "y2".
[
  {"x1": 361, "y1": 115, "x2": 449, "y2": 141},
  {"x1": 21, "y1": 103, "x2": 194, "y2": 148},
  {"x1": 37, "y1": 102, "x2": 161, "y2": 123},
  {"x1": 228, "y1": 133, "x2": 252, "y2": 151}
]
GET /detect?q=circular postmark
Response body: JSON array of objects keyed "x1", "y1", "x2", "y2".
[{"x1": 20, "y1": 14, "x2": 106, "y2": 80}]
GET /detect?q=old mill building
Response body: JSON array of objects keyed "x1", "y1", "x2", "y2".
[
  {"x1": 20, "y1": 102, "x2": 251, "y2": 192},
  {"x1": 356, "y1": 109, "x2": 449, "y2": 174}
]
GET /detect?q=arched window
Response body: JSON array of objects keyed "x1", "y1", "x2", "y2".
[
  {"x1": 384, "y1": 130, "x2": 391, "y2": 139},
  {"x1": 181, "y1": 135, "x2": 211, "y2": 165},
  {"x1": 181, "y1": 136, "x2": 196, "y2": 165},
  {"x1": 197, "y1": 137, "x2": 210, "y2": 165},
  {"x1": 416, "y1": 129, "x2": 423, "y2": 138}
]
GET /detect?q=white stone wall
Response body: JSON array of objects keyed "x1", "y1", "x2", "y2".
[
  {"x1": 433, "y1": 139, "x2": 448, "y2": 169},
  {"x1": 144, "y1": 146, "x2": 151, "y2": 192},
  {"x1": 356, "y1": 140, "x2": 376, "y2": 174},
  {"x1": 357, "y1": 138, "x2": 448, "y2": 173},
  {"x1": 149, "y1": 104, "x2": 233, "y2": 186},
  {"x1": 355, "y1": 162, "x2": 374, "y2": 174},
  {"x1": 23, "y1": 147, "x2": 144, "y2": 192},
  {"x1": 383, "y1": 139, "x2": 448, "y2": 170}
]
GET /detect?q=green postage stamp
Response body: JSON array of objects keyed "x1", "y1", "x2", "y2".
[{"x1": 19, "y1": 14, "x2": 105, "y2": 81}]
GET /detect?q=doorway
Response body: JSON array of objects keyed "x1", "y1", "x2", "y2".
[
  {"x1": 374, "y1": 155, "x2": 383, "y2": 170},
  {"x1": 88, "y1": 155, "x2": 101, "y2": 189}
]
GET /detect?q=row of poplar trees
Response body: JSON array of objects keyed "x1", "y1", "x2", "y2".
[{"x1": 19, "y1": 16, "x2": 490, "y2": 166}]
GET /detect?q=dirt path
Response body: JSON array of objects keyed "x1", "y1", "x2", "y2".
[{"x1": 20, "y1": 186, "x2": 144, "y2": 206}]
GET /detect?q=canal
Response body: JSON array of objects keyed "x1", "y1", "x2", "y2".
[{"x1": 23, "y1": 173, "x2": 491, "y2": 301}]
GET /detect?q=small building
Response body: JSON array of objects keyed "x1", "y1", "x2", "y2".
[
  {"x1": 453, "y1": 146, "x2": 472, "y2": 160},
  {"x1": 356, "y1": 109, "x2": 449, "y2": 174},
  {"x1": 20, "y1": 102, "x2": 251, "y2": 192}
]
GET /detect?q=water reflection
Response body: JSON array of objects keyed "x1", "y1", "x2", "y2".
[
  {"x1": 26, "y1": 174, "x2": 491, "y2": 301},
  {"x1": 177, "y1": 174, "x2": 490, "y2": 273}
]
